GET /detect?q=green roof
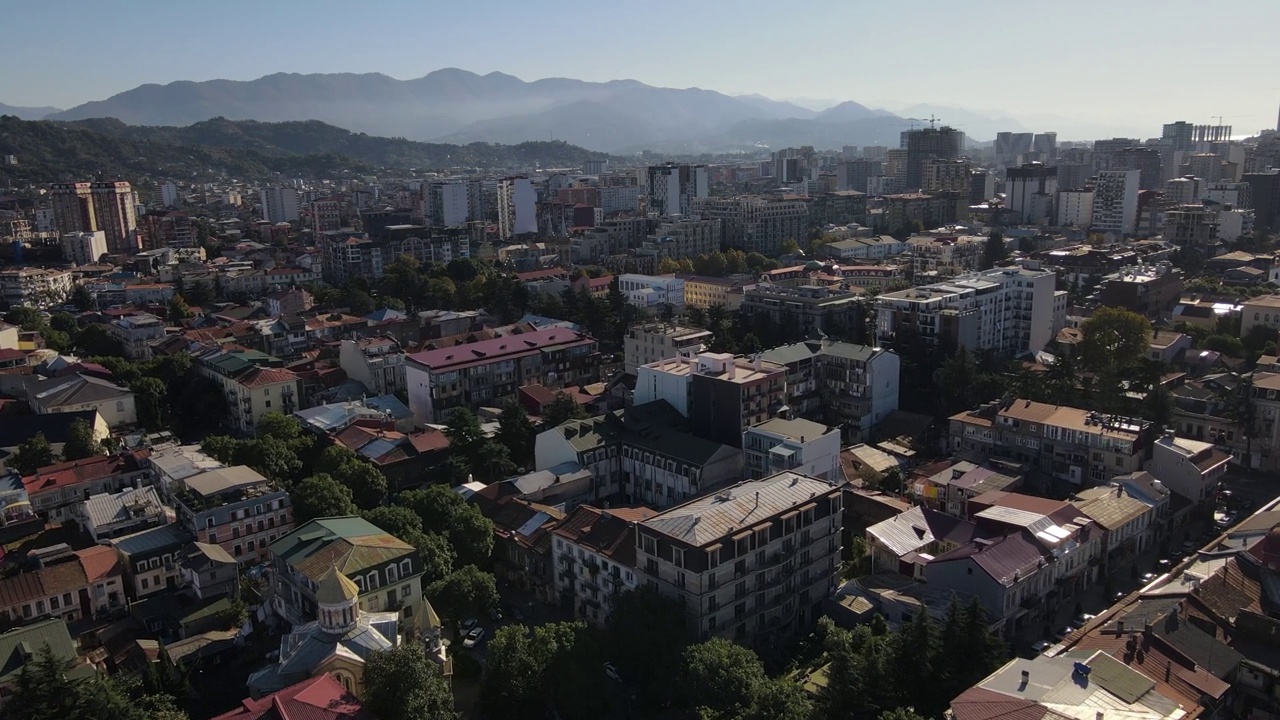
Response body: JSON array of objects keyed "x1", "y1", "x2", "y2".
[
  {"x1": 0, "y1": 618, "x2": 84, "y2": 685},
  {"x1": 268, "y1": 516, "x2": 414, "y2": 582},
  {"x1": 759, "y1": 339, "x2": 880, "y2": 366}
]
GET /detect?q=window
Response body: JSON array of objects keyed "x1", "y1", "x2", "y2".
[
  {"x1": 209, "y1": 532, "x2": 218, "y2": 544},
  {"x1": 141, "y1": 578, "x2": 150, "y2": 590},
  {"x1": 50, "y1": 596, "x2": 59, "y2": 610},
  {"x1": 366, "y1": 572, "x2": 379, "y2": 590},
  {"x1": 401, "y1": 585, "x2": 411, "y2": 599},
  {"x1": 641, "y1": 535, "x2": 656, "y2": 556},
  {"x1": 233, "y1": 545, "x2": 242, "y2": 557},
  {"x1": 62, "y1": 593, "x2": 71, "y2": 606},
  {"x1": 387, "y1": 565, "x2": 399, "y2": 583},
  {"x1": 400, "y1": 559, "x2": 412, "y2": 577},
  {"x1": 672, "y1": 548, "x2": 685, "y2": 569},
  {"x1": 247, "y1": 540, "x2": 255, "y2": 552}
]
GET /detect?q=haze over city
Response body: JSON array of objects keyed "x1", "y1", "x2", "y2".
[{"x1": 3, "y1": 0, "x2": 1279, "y2": 140}]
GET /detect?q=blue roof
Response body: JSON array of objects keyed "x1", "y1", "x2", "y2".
[
  {"x1": 111, "y1": 523, "x2": 191, "y2": 557},
  {"x1": 363, "y1": 395, "x2": 411, "y2": 420},
  {"x1": 364, "y1": 308, "x2": 407, "y2": 323}
]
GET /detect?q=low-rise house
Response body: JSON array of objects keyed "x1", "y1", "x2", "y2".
[
  {"x1": 81, "y1": 485, "x2": 166, "y2": 542},
  {"x1": 0, "y1": 620, "x2": 95, "y2": 698},
  {"x1": 108, "y1": 313, "x2": 166, "y2": 361},
  {"x1": 1148, "y1": 329, "x2": 1192, "y2": 364},
  {"x1": 742, "y1": 417, "x2": 842, "y2": 481},
  {"x1": 1144, "y1": 433, "x2": 1231, "y2": 504},
  {"x1": 908, "y1": 459, "x2": 1022, "y2": 517},
  {"x1": 0, "y1": 545, "x2": 126, "y2": 624},
  {"x1": 178, "y1": 542, "x2": 239, "y2": 600},
  {"x1": 22, "y1": 452, "x2": 152, "y2": 524},
  {"x1": 112, "y1": 523, "x2": 191, "y2": 599},
  {"x1": 550, "y1": 505, "x2": 655, "y2": 627},
  {"x1": 468, "y1": 487, "x2": 564, "y2": 604},
  {"x1": 268, "y1": 516, "x2": 426, "y2": 630},
  {"x1": 192, "y1": 346, "x2": 302, "y2": 434},
  {"x1": 28, "y1": 373, "x2": 137, "y2": 427},
  {"x1": 865, "y1": 505, "x2": 978, "y2": 576},
  {"x1": 173, "y1": 466, "x2": 293, "y2": 565},
  {"x1": 215, "y1": 674, "x2": 373, "y2": 720},
  {"x1": 1071, "y1": 485, "x2": 1159, "y2": 568}
]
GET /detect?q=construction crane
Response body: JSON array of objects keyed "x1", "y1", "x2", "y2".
[{"x1": 906, "y1": 115, "x2": 943, "y2": 131}]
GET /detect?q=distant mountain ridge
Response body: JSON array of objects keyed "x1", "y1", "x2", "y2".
[
  {"x1": 41, "y1": 68, "x2": 932, "y2": 152},
  {"x1": 0, "y1": 102, "x2": 62, "y2": 120},
  {"x1": 0, "y1": 115, "x2": 615, "y2": 183}
]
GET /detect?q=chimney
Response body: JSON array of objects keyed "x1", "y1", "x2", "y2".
[
  {"x1": 727, "y1": 361, "x2": 736, "y2": 380},
  {"x1": 1096, "y1": 713, "x2": 1104, "y2": 720},
  {"x1": 1019, "y1": 669, "x2": 1030, "y2": 688},
  {"x1": 754, "y1": 354, "x2": 762, "y2": 372},
  {"x1": 1164, "y1": 660, "x2": 1171, "y2": 682},
  {"x1": 1116, "y1": 620, "x2": 1124, "y2": 635}
]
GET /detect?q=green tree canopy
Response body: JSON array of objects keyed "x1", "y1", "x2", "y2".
[
  {"x1": 495, "y1": 399, "x2": 536, "y2": 468},
  {"x1": 396, "y1": 485, "x2": 494, "y2": 567},
  {"x1": 363, "y1": 644, "x2": 457, "y2": 720},
  {"x1": 607, "y1": 588, "x2": 694, "y2": 713},
  {"x1": 677, "y1": 638, "x2": 767, "y2": 719},
  {"x1": 426, "y1": 565, "x2": 498, "y2": 624},
  {"x1": 61, "y1": 418, "x2": 102, "y2": 461},
  {"x1": 1080, "y1": 307, "x2": 1152, "y2": 374},
  {"x1": 331, "y1": 459, "x2": 388, "y2": 509},
  {"x1": 131, "y1": 376, "x2": 168, "y2": 431},
  {"x1": 542, "y1": 392, "x2": 588, "y2": 427},
  {"x1": 10, "y1": 432, "x2": 57, "y2": 476},
  {"x1": 290, "y1": 474, "x2": 358, "y2": 523}
]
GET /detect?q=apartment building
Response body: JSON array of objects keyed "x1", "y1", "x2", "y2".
[
  {"x1": 0, "y1": 268, "x2": 74, "y2": 309},
  {"x1": 691, "y1": 196, "x2": 809, "y2": 255},
  {"x1": 623, "y1": 322, "x2": 711, "y2": 374},
  {"x1": 638, "y1": 218, "x2": 721, "y2": 262},
  {"x1": 679, "y1": 275, "x2": 751, "y2": 311},
  {"x1": 1092, "y1": 169, "x2": 1140, "y2": 235},
  {"x1": 0, "y1": 546, "x2": 125, "y2": 625},
  {"x1": 740, "y1": 283, "x2": 865, "y2": 338},
  {"x1": 551, "y1": 505, "x2": 655, "y2": 627},
  {"x1": 634, "y1": 351, "x2": 786, "y2": 448},
  {"x1": 174, "y1": 466, "x2": 293, "y2": 565},
  {"x1": 1097, "y1": 264, "x2": 1184, "y2": 318},
  {"x1": 268, "y1": 516, "x2": 425, "y2": 628},
  {"x1": 49, "y1": 182, "x2": 96, "y2": 234},
  {"x1": 22, "y1": 452, "x2": 152, "y2": 524},
  {"x1": 618, "y1": 274, "x2": 684, "y2": 310},
  {"x1": 90, "y1": 181, "x2": 139, "y2": 254},
  {"x1": 1056, "y1": 189, "x2": 1095, "y2": 228},
  {"x1": 760, "y1": 339, "x2": 899, "y2": 442},
  {"x1": 260, "y1": 187, "x2": 299, "y2": 224},
  {"x1": 406, "y1": 327, "x2": 600, "y2": 424},
  {"x1": 317, "y1": 230, "x2": 469, "y2": 284},
  {"x1": 191, "y1": 346, "x2": 302, "y2": 434},
  {"x1": 1240, "y1": 295, "x2": 1280, "y2": 340},
  {"x1": 645, "y1": 164, "x2": 708, "y2": 217},
  {"x1": 338, "y1": 337, "x2": 406, "y2": 398},
  {"x1": 108, "y1": 313, "x2": 165, "y2": 361},
  {"x1": 27, "y1": 374, "x2": 137, "y2": 427},
  {"x1": 60, "y1": 231, "x2": 108, "y2": 266},
  {"x1": 1143, "y1": 434, "x2": 1230, "y2": 503},
  {"x1": 742, "y1": 417, "x2": 841, "y2": 481},
  {"x1": 635, "y1": 472, "x2": 843, "y2": 645},
  {"x1": 905, "y1": 234, "x2": 986, "y2": 276},
  {"x1": 310, "y1": 198, "x2": 342, "y2": 235},
  {"x1": 950, "y1": 398, "x2": 1153, "y2": 487},
  {"x1": 138, "y1": 210, "x2": 196, "y2": 250},
  {"x1": 497, "y1": 176, "x2": 537, "y2": 239},
  {"x1": 818, "y1": 235, "x2": 908, "y2": 262},
  {"x1": 875, "y1": 265, "x2": 1060, "y2": 356},
  {"x1": 112, "y1": 523, "x2": 191, "y2": 599}
]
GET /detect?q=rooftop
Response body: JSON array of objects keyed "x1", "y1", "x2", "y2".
[
  {"x1": 184, "y1": 466, "x2": 270, "y2": 498},
  {"x1": 268, "y1": 516, "x2": 414, "y2": 584},
  {"x1": 407, "y1": 327, "x2": 594, "y2": 371},
  {"x1": 550, "y1": 505, "x2": 656, "y2": 567},
  {"x1": 749, "y1": 416, "x2": 835, "y2": 442},
  {"x1": 22, "y1": 453, "x2": 146, "y2": 495},
  {"x1": 641, "y1": 472, "x2": 838, "y2": 547}
]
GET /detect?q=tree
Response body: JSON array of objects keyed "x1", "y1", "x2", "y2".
[
  {"x1": 427, "y1": 565, "x2": 499, "y2": 625},
  {"x1": 481, "y1": 625, "x2": 548, "y2": 719},
  {"x1": 345, "y1": 289, "x2": 376, "y2": 315},
  {"x1": 70, "y1": 284, "x2": 94, "y2": 312},
  {"x1": 747, "y1": 679, "x2": 813, "y2": 720},
  {"x1": 607, "y1": 588, "x2": 693, "y2": 713},
  {"x1": 363, "y1": 644, "x2": 457, "y2": 720},
  {"x1": 542, "y1": 392, "x2": 587, "y2": 427},
  {"x1": 131, "y1": 376, "x2": 168, "y2": 431},
  {"x1": 1079, "y1": 307, "x2": 1151, "y2": 375},
  {"x1": 62, "y1": 418, "x2": 102, "y2": 460},
  {"x1": 475, "y1": 441, "x2": 518, "y2": 482},
  {"x1": 880, "y1": 709, "x2": 930, "y2": 720},
  {"x1": 0, "y1": 646, "x2": 155, "y2": 720},
  {"x1": 234, "y1": 436, "x2": 302, "y2": 485},
  {"x1": 982, "y1": 230, "x2": 1007, "y2": 269},
  {"x1": 496, "y1": 400, "x2": 536, "y2": 468},
  {"x1": 10, "y1": 433, "x2": 56, "y2": 476},
  {"x1": 677, "y1": 638, "x2": 766, "y2": 719},
  {"x1": 314, "y1": 444, "x2": 359, "y2": 476},
  {"x1": 74, "y1": 324, "x2": 125, "y2": 357},
  {"x1": 443, "y1": 407, "x2": 486, "y2": 463},
  {"x1": 332, "y1": 459, "x2": 388, "y2": 509},
  {"x1": 290, "y1": 474, "x2": 358, "y2": 523},
  {"x1": 166, "y1": 296, "x2": 192, "y2": 324},
  {"x1": 361, "y1": 507, "x2": 456, "y2": 585},
  {"x1": 397, "y1": 485, "x2": 494, "y2": 567},
  {"x1": 200, "y1": 435, "x2": 238, "y2": 464},
  {"x1": 1204, "y1": 334, "x2": 1244, "y2": 357},
  {"x1": 255, "y1": 412, "x2": 304, "y2": 443}
]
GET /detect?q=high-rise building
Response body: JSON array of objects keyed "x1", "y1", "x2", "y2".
[
  {"x1": 582, "y1": 159, "x2": 609, "y2": 175},
  {"x1": 1056, "y1": 189, "x2": 1094, "y2": 228},
  {"x1": 1032, "y1": 132, "x2": 1058, "y2": 163},
  {"x1": 1181, "y1": 153, "x2": 1224, "y2": 183},
  {"x1": 49, "y1": 182, "x2": 97, "y2": 235},
  {"x1": 1092, "y1": 170, "x2": 1141, "y2": 235},
  {"x1": 497, "y1": 176, "x2": 537, "y2": 239},
  {"x1": 836, "y1": 159, "x2": 881, "y2": 193},
  {"x1": 1091, "y1": 138, "x2": 1141, "y2": 172},
  {"x1": 634, "y1": 351, "x2": 786, "y2": 448},
  {"x1": 884, "y1": 149, "x2": 909, "y2": 191},
  {"x1": 425, "y1": 181, "x2": 473, "y2": 227},
  {"x1": 1244, "y1": 170, "x2": 1280, "y2": 231},
  {"x1": 1162, "y1": 122, "x2": 1195, "y2": 153},
  {"x1": 60, "y1": 231, "x2": 108, "y2": 266},
  {"x1": 995, "y1": 132, "x2": 1033, "y2": 165},
  {"x1": 1005, "y1": 163, "x2": 1058, "y2": 225},
  {"x1": 903, "y1": 127, "x2": 964, "y2": 190},
  {"x1": 90, "y1": 181, "x2": 138, "y2": 255},
  {"x1": 1111, "y1": 147, "x2": 1163, "y2": 190},
  {"x1": 691, "y1": 196, "x2": 809, "y2": 255},
  {"x1": 310, "y1": 198, "x2": 342, "y2": 235},
  {"x1": 646, "y1": 164, "x2": 708, "y2": 216},
  {"x1": 1164, "y1": 176, "x2": 1204, "y2": 206},
  {"x1": 921, "y1": 159, "x2": 972, "y2": 194},
  {"x1": 160, "y1": 182, "x2": 179, "y2": 208},
  {"x1": 968, "y1": 169, "x2": 996, "y2": 204},
  {"x1": 771, "y1": 147, "x2": 816, "y2": 184},
  {"x1": 259, "y1": 187, "x2": 300, "y2": 223},
  {"x1": 1056, "y1": 163, "x2": 1091, "y2": 192}
]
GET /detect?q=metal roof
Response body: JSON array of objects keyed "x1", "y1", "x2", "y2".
[{"x1": 641, "y1": 472, "x2": 837, "y2": 548}]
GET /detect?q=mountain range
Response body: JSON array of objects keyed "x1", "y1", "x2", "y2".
[
  {"x1": 0, "y1": 115, "x2": 613, "y2": 182},
  {"x1": 32, "y1": 68, "x2": 944, "y2": 153}
]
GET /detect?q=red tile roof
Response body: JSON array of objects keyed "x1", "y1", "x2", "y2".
[
  {"x1": 212, "y1": 674, "x2": 373, "y2": 720},
  {"x1": 238, "y1": 367, "x2": 299, "y2": 389},
  {"x1": 407, "y1": 328, "x2": 592, "y2": 371},
  {"x1": 408, "y1": 429, "x2": 449, "y2": 453},
  {"x1": 76, "y1": 545, "x2": 121, "y2": 584},
  {"x1": 550, "y1": 505, "x2": 656, "y2": 567},
  {"x1": 22, "y1": 454, "x2": 145, "y2": 495}
]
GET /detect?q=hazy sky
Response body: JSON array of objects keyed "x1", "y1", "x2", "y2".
[{"x1": 4, "y1": 0, "x2": 1279, "y2": 138}]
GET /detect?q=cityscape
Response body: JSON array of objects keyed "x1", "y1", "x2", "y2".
[{"x1": 3, "y1": 5, "x2": 1280, "y2": 720}]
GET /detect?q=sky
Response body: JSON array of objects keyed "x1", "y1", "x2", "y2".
[{"x1": 3, "y1": 0, "x2": 1279, "y2": 139}]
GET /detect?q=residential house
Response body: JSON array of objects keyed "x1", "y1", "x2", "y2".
[
  {"x1": 1071, "y1": 484, "x2": 1160, "y2": 568},
  {"x1": 214, "y1": 674, "x2": 374, "y2": 720},
  {"x1": 173, "y1": 466, "x2": 293, "y2": 565},
  {"x1": 178, "y1": 542, "x2": 240, "y2": 600},
  {"x1": 108, "y1": 313, "x2": 166, "y2": 361},
  {"x1": 623, "y1": 322, "x2": 711, "y2": 375},
  {"x1": 1144, "y1": 433, "x2": 1231, "y2": 504},
  {"x1": 635, "y1": 472, "x2": 844, "y2": 646},
  {"x1": 192, "y1": 346, "x2": 302, "y2": 434},
  {"x1": 268, "y1": 516, "x2": 426, "y2": 630},
  {"x1": 22, "y1": 452, "x2": 152, "y2": 524},
  {"x1": 908, "y1": 459, "x2": 1023, "y2": 517},
  {"x1": 0, "y1": 620, "x2": 94, "y2": 699},
  {"x1": 759, "y1": 339, "x2": 901, "y2": 442},
  {"x1": 865, "y1": 505, "x2": 978, "y2": 576},
  {"x1": 111, "y1": 523, "x2": 190, "y2": 599},
  {"x1": 1149, "y1": 330, "x2": 1192, "y2": 364},
  {"x1": 338, "y1": 337, "x2": 406, "y2": 398},
  {"x1": 634, "y1": 351, "x2": 786, "y2": 449},
  {"x1": 467, "y1": 486, "x2": 564, "y2": 604},
  {"x1": 28, "y1": 374, "x2": 137, "y2": 427},
  {"x1": 80, "y1": 485, "x2": 166, "y2": 542},
  {"x1": 0, "y1": 546, "x2": 126, "y2": 625},
  {"x1": 550, "y1": 505, "x2": 655, "y2": 627},
  {"x1": 742, "y1": 417, "x2": 842, "y2": 481}
]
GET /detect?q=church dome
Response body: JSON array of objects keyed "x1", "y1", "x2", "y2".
[{"x1": 316, "y1": 565, "x2": 360, "y2": 605}]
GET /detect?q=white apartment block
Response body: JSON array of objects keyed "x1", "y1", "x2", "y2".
[
  {"x1": 1144, "y1": 434, "x2": 1230, "y2": 503},
  {"x1": 426, "y1": 181, "x2": 472, "y2": 227},
  {"x1": 691, "y1": 196, "x2": 809, "y2": 256},
  {"x1": 875, "y1": 265, "x2": 1060, "y2": 356},
  {"x1": 1164, "y1": 176, "x2": 1204, "y2": 206},
  {"x1": 599, "y1": 186, "x2": 640, "y2": 214},
  {"x1": 906, "y1": 235, "x2": 987, "y2": 276},
  {"x1": 260, "y1": 187, "x2": 300, "y2": 224},
  {"x1": 1056, "y1": 190, "x2": 1094, "y2": 228},
  {"x1": 635, "y1": 472, "x2": 844, "y2": 645},
  {"x1": 0, "y1": 268, "x2": 74, "y2": 309},
  {"x1": 623, "y1": 322, "x2": 712, "y2": 375},
  {"x1": 61, "y1": 231, "x2": 108, "y2": 266},
  {"x1": 1092, "y1": 169, "x2": 1140, "y2": 235},
  {"x1": 108, "y1": 313, "x2": 165, "y2": 361},
  {"x1": 337, "y1": 337, "x2": 406, "y2": 398},
  {"x1": 497, "y1": 177, "x2": 537, "y2": 239},
  {"x1": 618, "y1": 274, "x2": 685, "y2": 310},
  {"x1": 1203, "y1": 181, "x2": 1250, "y2": 208},
  {"x1": 1218, "y1": 208, "x2": 1255, "y2": 242},
  {"x1": 646, "y1": 164, "x2": 708, "y2": 217},
  {"x1": 742, "y1": 418, "x2": 841, "y2": 481}
]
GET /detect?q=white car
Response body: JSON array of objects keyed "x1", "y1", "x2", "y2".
[
  {"x1": 603, "y1": 662, "x2": 622, "y2": 682},
  {"x1": 462, "y1": 627, "x2": 485, "y2": 649}
]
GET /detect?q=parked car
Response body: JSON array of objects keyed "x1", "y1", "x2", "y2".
[
  {"x1": 1030, "y1": 640, "x2": 1053, "y2": 654},
  {"x1": 1052, "y1": 626, "x2": 1075, "y2": 641},
  {"x1": 461, "y1": 618, "x2": 479, "y2": 632},
  {"x1": 1141, "y1": 572, "x2": 1158, "y2": 583},
  {"x1": 1073, "y1": 613, "x2": 1096, "y2": 625},
  {"x1": 489, "y1": 607, "x2": 503, "y2": 622},
  {"x1": 463, "y1": 627, "x2": 485, "y2": 649},
  {"x1": 604, "y1": 662, "x2": 622, "y2": 683},
  {"x1": 511, "y1": 608, "x2": 525, "y2": 622}
]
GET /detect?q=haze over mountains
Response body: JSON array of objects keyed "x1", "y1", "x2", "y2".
[{"x1": 24, "y1": 68, "x2": 1050, "y2": 153}]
